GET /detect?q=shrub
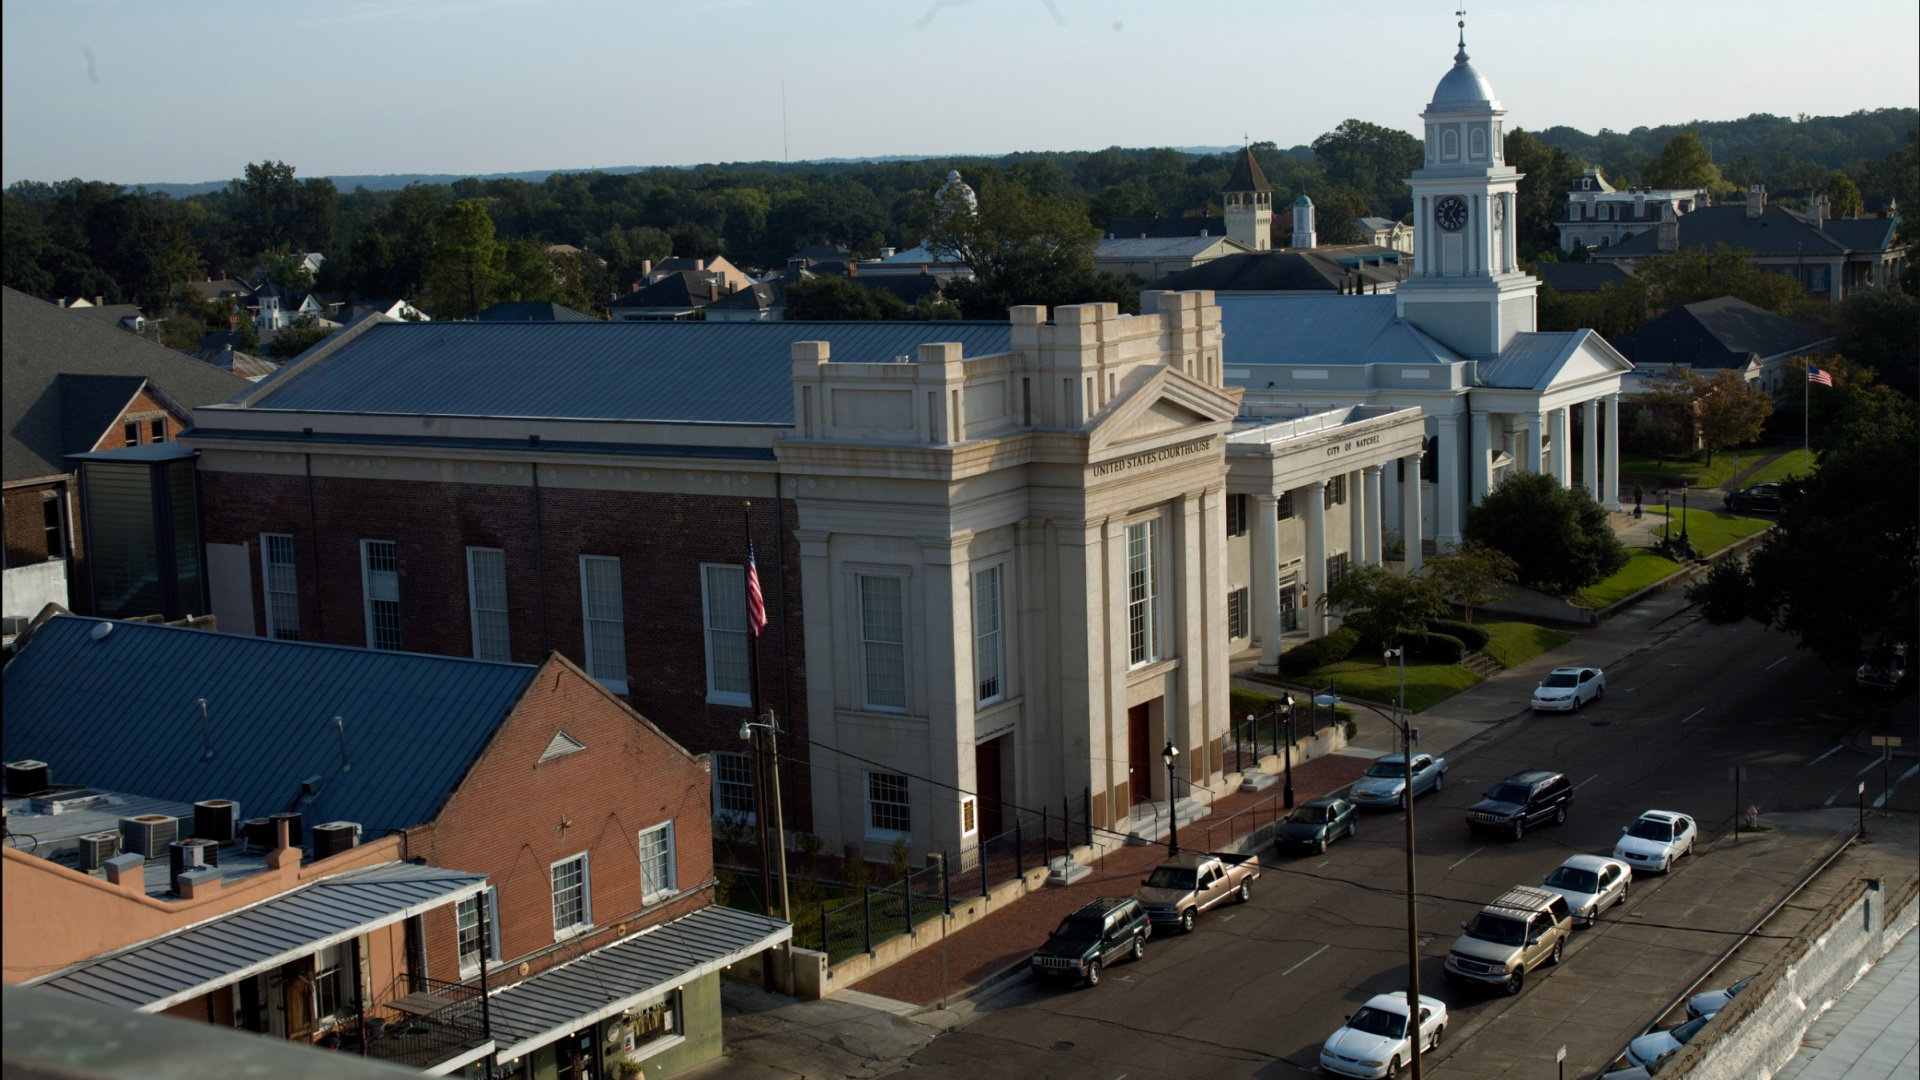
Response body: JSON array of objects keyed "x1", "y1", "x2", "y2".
[
  {"x1": 1276, "y1": 626, "x2": 1360, "y2": 676},
  {"x1": 1465, "y1": 471, "x2": 1630, "y2": 594},
  {"x1": 1406, "y1": 630, "x2": 1467, "y2": 663},
  {"x1": 1427, "y1": 618, "x2": 1490, "y2": 651},
  {"x1": 1686, "y1": 556, "x2": 1753, "y2": 624}
]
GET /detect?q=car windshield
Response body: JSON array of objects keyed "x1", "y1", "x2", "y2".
[
  {"x1": 1725, "y1": 975, "x2": 1755, "y2": 998},
  {"x1": 1288, "y1": 805, "x2": 1331, "y2": 824},
  {"x1": 1145, "y1": 867, "x2": 1197, "y2": 890},
  {"x1": 1545, "y1": 866, "x2": 1600, "y2": 892},
  {"x1": 1486, "y1": 783, "x2": 1532, "y2": 804},
  {"x1": 1466, "y1": 913, "x2": 1527, "y2": 945},
  {"x1": 1629, "y1": 819, "x2": 1675, "y2": 842},
  {"x1": 1671, "y1": 1016, "x2": 1709, "y2": 1044},
  {"x1": 1052, "y1": 918, "x2": 1103, "y2": 940},
  {"x1": 1366, "y1": 760, "x2": 1408, "y2": 778},
  {"x1": 1542, "y1": 673, "x2": 1579, "y2": 688},
  {"x1": 1343, "y1": 1006, "x2": 1407, "y2": 1039}
]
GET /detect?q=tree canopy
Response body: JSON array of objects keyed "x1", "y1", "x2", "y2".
[{"x1": 1464, "y1": 472, "x2": 1630, "y2": 595}]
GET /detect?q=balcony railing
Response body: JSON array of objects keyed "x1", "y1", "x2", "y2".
[{"x1": 325, "y1": 975, "x2": 490, "y2": 1070}]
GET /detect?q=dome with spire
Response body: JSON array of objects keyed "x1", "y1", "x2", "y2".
[
  {"x1": 935, "y1": 170, "x2": 977, "y2": 216},
  {"x1": 1427, "y1": 17, "x2": 1501, "y2": 112}
]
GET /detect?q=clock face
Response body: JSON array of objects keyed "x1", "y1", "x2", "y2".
[
  {"x1": 1435, "y1": 197, "x2": 1468, "y2": 232},
  {"x1": 1493, "y1": 199, "x2": 1506, "y2": 227}
]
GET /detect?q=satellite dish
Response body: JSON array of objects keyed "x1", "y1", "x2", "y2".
[{"x1": 90, "y1": 621, "x2": 114, "y2": 642}]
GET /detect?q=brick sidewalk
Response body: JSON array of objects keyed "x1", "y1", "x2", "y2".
[{"x1": 846, "y1": 753, "x2": 1373, "y2": 1005}]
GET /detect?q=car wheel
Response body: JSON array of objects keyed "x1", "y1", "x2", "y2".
[
  {"x1": 1316, "y1": 837, "x2": 1328, "y2": 854},
  {"x1": 1237, "y1": 879, "x2": 1252, "y2": 903},
  {"x1": 1348, "y1": 820, "x2": 1359, "y2": 839},
  {"x1": 1131, "y1": 935, "x2": 1146, "y2": 962},
  {"x1": 1429, "y1": 1025, "x2": 1443, "y2": 1051},
  {"x1": 1504, "y1": 968, "x2": 1525, "y2": 996},
  {"x1": 1180, "y1": 909, "x2": 1196, "y2": 934},
  {"x1": 1618, "y1": 882, "x2": 1629, "y2": 909},
  {"x1": 1387, "y1": 1055, "x2": 1402, "y2": 1078},
  {"x1": 1085, "y1": 959, "x2": 1101, "y2": 987},
  {"x1": 1554, "y1": 805, "x2": 1567, "y2": 826},
  {"x1": 1574, "y1": 694, "x2": 1582, "y2": 712},
  {"x1": 1548, "y1": 939, "x2": 1564, "y2": 966},
  {"x1": 1661, "y1": 856, "x2": 1672, "y2": 874},
  {"x1": 1596, "y1": 683, "x2": 1605, "y2": 701},
  {"x1": 1512, "y1": 818, "x2": 1526, "y2": 841}
]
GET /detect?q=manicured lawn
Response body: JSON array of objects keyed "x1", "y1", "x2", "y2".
[
  {"x1": 1644, "y1": 507, "x2": 1771, "y2": 555},
  {"x1": 1232, "y1": 685, "x2": 1354, "y2": 725},
  {"x1": 1473, "y1": 617, "x2": 1572, "y2": 669},
  {"x1": 1310, "y1": 657, "x2": 1483, "y2": 713},
  {"x1": 1614, "y1": 448, "x2": 1750, "y2": 489},
  {"x1": 1743, "y1": 448, "x2": 1816, "y2": 486},
  {"x1": 1575, "y1": 551, "x2": 1682, "y2": 608}
]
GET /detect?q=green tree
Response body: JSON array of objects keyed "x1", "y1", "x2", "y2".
[
  {"x1": 497, "y1": 237, "x2": 559, "y2": 303},
  {"x1": 1505, "y1": 129, "x2": 1584, "y2": 259},
  {"x1": 922, "y1": 174, "x2": 1135, "y2": 318},
  {"x1": 253, "y1": 242, "x2": 313, "y2": 289},
  {"x1": 1640, "y1": 133, "x2": 1722, "y2": 191},
  {"x1": 233, "y1": 160, "x2": 301, "y2": 251},
  {"x1": 1819, "y1": 170, "x2": 1863, "y2": 220},
  {"x1": 1536, "y1": 280, "x2": 1650, "y2": 338},
  {"x1": 1304, "y1": 188, "x2": 1371, "y2": 247},
  {"x1": 422, "y1": 199, "x2": 502, "y2": 318},
  {"x1": 1633, "y1": 244, "x2": 1805, "y2": 315},
  {"x1": 2, "y1": 192, "x2": 57, "y2": 296},
  {"x1": 263, "y1": 315, "x2": 333, "y2": 359},
  {"x1": 1464, "y1": 471, "x2": 1629, "y2": 595},
  {"x1": 784, "y1": 275, "x2": 909, "y2": 320},
  {"x1": 1311, "y1": 119, "x2": 1425, "y2": 220},
  {"x1": 1685, "y1": 556, "x2": 1752, "y2": 624},
  {"x1": 1690, "y1": 367, "x2": 1773, "y2": 464},
  {"x1": 1634, "y1": 365, "x2": 1697, "y2": 464},
  {"x1": 1835, "y1": 290, "x2": 1919, "y2": 399},
  {"x1": 1423, "y1": 542, "x2": 1519, "y2": 623},
  {"x1": 1316, "y1": 564, "x2": 1448, "y2": 655}
]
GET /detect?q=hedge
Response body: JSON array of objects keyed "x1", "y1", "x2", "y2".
[
  {"x1": 1426, "y1": 618, "x2": 1490, "y2": 652},
  {"x1": 1277, "y1": 626, "x2": 1360, "y2": 676},
  {"x1": 1403, "y1": 630, "x2": 1466, "y2": 663}
]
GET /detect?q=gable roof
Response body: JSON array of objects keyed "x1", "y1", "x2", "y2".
[
  {"x1": 609, "y1": 272, "x2": 721, "y2": 310},
  {"x1": 1533, "y1": 262, "x2": 1635, "y2": 293},
  {"x1": 64, "y1": 304, "x2": 147, "y2": 327},
  {"x1": 1106, "y1": 216, "x2": 1228, "y2": 240},
  {"x1": 1596, "y1": 204, "x2": 1900, "y2": 259},
  {"x1": 3, "y1": 288, "x2": 254, "y2": 482},
  {"x1": 1097, "y1": 235, "x2": 1248, "y2": 261},
  {"x1": 1223, "y1": 147, "x2": 1272, "y2": 193},
  {"x1": 1148, "y1": 249, "x2": 1405, "y2": 293},
  {"x1": 475, "y1": 300, "x2": 601, "y2": 323},
  {"x1": 1217, "y1": 294, "x2": 1463, "y2": 367},
  {"x1": 217, "y1": 319, "x2": 1012, "y2": 427},
  {"x1": 1, "y1": 615, "x2": 539, "y2": 836},
  {"x1": 788, "y1": 243, "x2": 851, "y2": 264},
  {"x1": 1609, "y1": 296, "x2": 1834, "y2": 370}
]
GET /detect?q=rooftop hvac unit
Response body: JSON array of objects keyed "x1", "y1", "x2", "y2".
[
  {"x1": 5, "y1": 760, "x2": 49, "y2": 797},
  {"x1": 270, "y1": 812, "x2": 304, "y2": 852},
  {"x1": 78, "y1": 831, "x2": 121, "y2": 872},
  {"x1": 168, "y1": 838, "x2": 209, "y2": 885},
  {"x1": 242, "y1": 817, "x2": 276, "y2": 852},
  {"x1": 194, "y1": 800, "x2": 242, "y2": 843},
  {"x1": 312, "y1": 821, "x2": 360, "y2": 860},
  {"x1": 120, "y1": 814, "x2": 179, "y2": 859}
]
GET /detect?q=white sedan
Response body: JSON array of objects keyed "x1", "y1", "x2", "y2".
[
  {"x1": 1624, "y1": 1015, "x2": 1710, "y2": 1068},
  {"x1": 1686, "y1": 974, "x2": 1755, "y2": 1020},
  {"x1": 1614, "y1": 810, "x2": 1698, "y2": 874},
  {"x1": 1319, "y1": 992, "x2": 1446, "y2": 1078},
  {"x1": 1540, "y1": 854, "x2": 1631, "y2": 926},
  {"x1": 1531, "y1": 666, "x2": 1605, "y2": 711}
]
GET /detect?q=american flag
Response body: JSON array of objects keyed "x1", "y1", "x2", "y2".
[
  {"x1": 745, "y1": 542, "x2": 767, "y2": 637},
  {"x1": 1808, "y1": 365, "x2": 1834, "y2": 388}
]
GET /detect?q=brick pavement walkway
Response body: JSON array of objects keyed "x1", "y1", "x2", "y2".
[{"x1": 846, "y1": 752, "x2": 1373, "y2": 1005}]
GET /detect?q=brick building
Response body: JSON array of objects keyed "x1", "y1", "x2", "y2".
[{"x1": 4, "y1": 614, "x2": 788, "y2": 1078}]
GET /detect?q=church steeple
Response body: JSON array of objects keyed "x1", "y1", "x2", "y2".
[{"x1": 1223, "y1": 146, "x2": 1273, "y2": 252}]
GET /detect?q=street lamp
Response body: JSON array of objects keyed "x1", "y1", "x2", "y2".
[
  {"x1": 1382, "y1": 646, "x2": 1424, "y2": 1080},
  {"x1": 740, "y1": 714, "x2": 792, "y2": 989},
  {"x1": 1162, "y1": 741, "x2": 1181, "y2": 855},
  {"x1": 1282, "y1": 692, "x2": 1296, "y2": 809},
  {"x1": 1680, "y1": 482, "x2": 1690, "y2": 544}
]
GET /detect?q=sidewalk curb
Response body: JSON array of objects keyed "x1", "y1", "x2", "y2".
[
  {"x1": 907, "y1": 956, "x2": 1032, "y2": 1016},
  {"x1": 1594, "y1": 526, "x2": 1773, "y2": 623}
]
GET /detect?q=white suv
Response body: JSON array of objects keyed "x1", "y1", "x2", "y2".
[{"x1": 1614, "y1": 810, "x2": 1697, "y2": 874}]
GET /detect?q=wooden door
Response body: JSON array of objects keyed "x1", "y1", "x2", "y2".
[
  {"x1": 974, "y1": 737, "x2": 1004, "y2": 839},
  {"x1": 1127, "y1": 703, "x2": 1151, "y2": 805}
]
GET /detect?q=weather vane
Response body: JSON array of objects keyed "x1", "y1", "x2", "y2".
[{"x1": 1454, "y1": 5, "x2": 1469, "y2": 59}]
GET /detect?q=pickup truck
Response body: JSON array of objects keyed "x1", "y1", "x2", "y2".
[{"x1": 1134, "y1": 851, "x2": 1260, "y2": 933}]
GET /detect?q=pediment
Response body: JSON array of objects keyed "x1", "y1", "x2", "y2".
[
  {"x1": 1087, "y1": 366, "x2": 1242, "y2": 454},
  {"x1": 1553, "y1": 334, "x2": 1636, "y2": 385}
]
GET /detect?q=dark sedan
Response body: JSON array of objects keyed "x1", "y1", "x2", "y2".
[
  {"x1": 1275, "y1": 796, "x2": 1358, "y2": 854},
  {"x1": 1723, "y1": 483, "x2": 1782, "y2": 513}
]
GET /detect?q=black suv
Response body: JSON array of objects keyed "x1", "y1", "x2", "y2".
[
  {"x1": 1724, "y1": 483, "x2": 1782, "y2": 513},
  {"x1": 1030, "y1": 897, "x2": 1150, "y2": 986},
  {"x1": 1467, "y1": 770, "x2": 1573, "y2": 840}
]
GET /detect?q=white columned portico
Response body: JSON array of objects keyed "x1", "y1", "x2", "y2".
[
  {"x1": 1363, "y1": 466, "x2": 1384, "y2": 565},
  {"x1": 1253, "y1": 492, "x2": 1281, "y2": 667},
  {"x1": 1401, "y1": 451, "x2": 1424, "y2": 573},
  {"x1": 1471, "y1": 411, "x2": 1496, "y2": 504},
  {"x1": 1548, "y1": 408, "x2": 1569, "y2": 487},
  {"x1": 1604, "y1": 393, "x2": 1623, "y2": 510},
  {"x1": 1303, "y1": 480, "x2": 1328, "y2": 637},
  {"x1": 1347, "y1": 469, "x2": 1366, "y2": 570},
  {"x1": 1435, "y1": 416, "x2": 1462, "y2": 548},
  {"x1": 1582, "y1": 399, "x2": 1600, "y2": 496},
  {"x1": 1525, "y1": 412, "x2": 1544, "y2": 473}
]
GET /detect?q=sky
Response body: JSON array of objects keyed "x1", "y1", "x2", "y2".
[{"x1": 3, "y1": 0, "x2": 1917, "y2": 187}]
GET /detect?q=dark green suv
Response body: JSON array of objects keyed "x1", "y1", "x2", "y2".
[{"x1": 1030, "y1": 897, "x2": 1151, "y2": 986}]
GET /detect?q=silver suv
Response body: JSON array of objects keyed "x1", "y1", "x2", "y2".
[{"x1": 1444, "y1": 885, "x2": 1573, "y2": 996}]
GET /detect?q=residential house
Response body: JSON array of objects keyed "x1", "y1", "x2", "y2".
[
  {"x1": 703, "y1": 275, "x2": 798, "y2": 322},
  {"x1": 607, "y1": 273, "x2": 734, "y2": 321},
  {"x1": 1610, "y1": 295, "x2": 1834, "y2": 399},
  {"x1": 64, "y1": 303, "x2": 152, "y2": 333},
  {"x1": 2, "y1": 289, "x2": 251, "y2": 626},
  {"x1": 1094, "y1": 233, "x2": 1255, "y2": 283},
  {"x1": 336, "y1": 299, "x2": 430, "y2": 323},
  {"x1": 1357, "y1": 216, "x2": 1416, "y2": 253},
  {"x1": 786, "y1": 243, "x2": 852, "y2": 268},
  {"x1": 1146, "y1": 246, "x2": 1409, "y2": 296},
  {"x1": 3, "y1": 614, "x2": 787, "y2": 1080},
  {"x1": 646, "y1": 255, "x2": 753, "y2": 294},
  {"x1": 475, "y1": 300, "x2": 602, "y2": 322},
  {"x1": 1555, "y1": 167, "x2": 1707, "y2": 255},
  {"x1": 862, "y1": 244, "x2": 974, "y2": 282},
  {"x1": 178, "y1": 277, "x2": 257, "y2": 306},
  {"x1": 185, "y1": 343, "x2": 280, "y2": 380}
]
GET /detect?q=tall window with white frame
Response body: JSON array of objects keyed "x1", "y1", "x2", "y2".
[
  {"x1": 701, "y1": 564, "x2": 750, "y2": 705},
  {"x1": 579, "y1": 556, "x2": 627, "y2": 691},
  {"x1": 866, "y1": 771, "x2": 911, "y2": 839},
  {"x1": 466, "y1": 547, "x2": 511, "y2": 662},
  {"x1": 858, "y1": 574, "x2": 906, "y2": 711},
  {"x1": 261, "y1": 533, "x2": 299, "y2": 640},
  {"x1": 455, "y1": 888, "x2": 501, "y2": 977},
  {"x1": 312, "y1": 943, "x2": 352, "y2": 1025},
  {"x1": 974, "y1": 564, "x2": 1004, "y2": 705},
  {"x1": 550, "y1": 852, "x2": 591, "y2": 939},
  {"x1": 712, "y1": 751, "x2": 756, "y2": 822},
  {"x1": 360, "y1": 540, "x2": 401, "y2": 650},
  {"x1": 1126, "y1": 519, "x2": 1162, "y2": 666},
  {"x1": 638, "y1": 822, "x2": 676, "y2": 903}
]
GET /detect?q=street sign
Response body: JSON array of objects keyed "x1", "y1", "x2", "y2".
[{"x1": 1556, "y1": 1045, "x2": 1567, "y2": 1062}]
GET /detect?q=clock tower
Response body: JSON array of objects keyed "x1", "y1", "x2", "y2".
[{"x1": 1395, "y1": 16, "x2": 1536, "y2": 358}]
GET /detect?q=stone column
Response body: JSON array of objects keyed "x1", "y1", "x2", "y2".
[
  {"x1": 921, "y1": 537, "x2": 975, "y2": 861},
  {"x1": 1303, "y1": 481, "x2": 1328, "y2": 638},
  {"x1": 1347, "y1": 469, "x2": 1366, "y2": 571},
  {"x1": 1583, "y1": 398, "x2": 1600, "y2": 497},
  {"x1": 1363, "y1": 466, "x2": 1384, "y2": 565},
  {"x1": 1253, "y1": 492, "x2": 1281, "y2": 667},
  {"x1": 1402, "y1": 452, "x2": 1425, "y2": 573},
  {"x1": 1525, "y1": 412, "x2": 1544, "y2": 473},
  {"x1": 1435, "y1": 416, "x2": 1463, "y2": 548},
  {"x1": 1548, "y1": 408, "x2": 1569, "y2": 487},
  {"x1": 1604, "y1": 393, "x2": 1623, "y2": 511},
  {"x1": 1471, "y1": 410, "x2": 1496, "y2": 505}
]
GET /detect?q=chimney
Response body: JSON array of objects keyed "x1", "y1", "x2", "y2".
[
  {"x1": 629, "y1": 282, "x2": 641, "y2": 294},
  {"x1": 94, "y1": 295, "x2": 104, "y2": 307},
  {"x1": 1807, "y1": 194, "x2": 1829, "y2": 229},
  {"x1": 639, "y1": 259, "x2": 652, "y2": 279},
  {"x1": 1657, "y1": 203, "x2": 1679, "y2": 253},
  {"x1": 847, "y1": 261, "x2": 859, "y2": 278},
  {"x1": 694, "y1": 258, "x2": 705, "y2": 272},
  {"x1": 880, "y1": 247, "x2": 896, "y2": 259},
  {"x1": 1746, "y1": 185, "x2": 1767, "y2": 218},
  {"x1": 228, "y1": 313, "x2": 240, "y2": 332}
]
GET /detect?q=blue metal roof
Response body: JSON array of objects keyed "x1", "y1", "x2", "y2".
[
  {"x1": 244, "y1": 320, "x2": 1013, "y2": 425},
  {"x1": 1218, "y1": 295, "x2": 1462, "y2": 367},
  {"x1": 1476, "y1": 331, "x2": 1589, "y2": 390},
  {"x1": 2, "y1": 616, "x2": 537, "y2": 836}
]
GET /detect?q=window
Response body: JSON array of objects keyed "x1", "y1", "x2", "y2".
[
  {"x1": 360, "y1": 540, "x2": 401, "y2": 650},
  {"x1": 467, "y1": 547, "x2": 510, "y2": 662},
  {"x1": 312, "y1": 943, "x2": 352, "y2": 1025},
  {"x1": 1126, "y1": 519, "x2": 1162, "y2": 666},
  {"x1": 580, "y1": 556, "x2": 627, "y2": 690},
  {"x1": 974, "y1": 565, "x2": 1004, "y2": 704},
  {"x1": 1228, "y1": 587, "x2": 1250, "y2": 640},
  {"x1": 1327, "y1": 552, "x2": 1351, "y2": 591},
  {"x1": 623, "y1": 992, "x2": 682, "y2": 1056},
  {"x1": 1276, "y1": 490, "x2": 1294, "y2": 521},
  {"x1": 551, "y1": 853, "x2": 591, "y2": 938},
  {"x1": 42, "y1": 495, "x2": 63, "y2": 559},
  {"x1": 1226, "y1": 493, "x2": 1248, "y2": 537},
  {"x1": 262, "y1": 534, "x2": 300, "y2": 640},
  {"x1": 858, "y1": 574, "x2": 906, "y2": 711},
  {"x1": 638, "y1": 822, "x2": 676, "y2": 902},
  {"x1": 149, "y1": 417, "x2": 167, "y2": 443},
  {"x1": 455, "y1": 888, "x2": 501, "y2": 976},
  {"x1": 867, "y1": 771, "x2": 911, "y2": 837},
  {"x1": 713, "y1": 751, "x2": 756, "y2": 822},
  {"x1": 700, "y1": 564, "x2": 750, "y2": 705},
  {"x1": 1809, "y1": 266, "x2": 1830, "y2": 292},
  {"x1": 1325, "y1": 475, "x2": 1347, "y2": 508},
  {"x1": 124, "y1": 420, "x2": 141, "y2": 446}
]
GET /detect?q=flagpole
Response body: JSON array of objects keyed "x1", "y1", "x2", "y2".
[
  {"x1": 1804, "y1": 363, "x2": 1809, "y2": 462},
  {"x1": 742, "y1": 501, "x2": 774, "y2": 941}
]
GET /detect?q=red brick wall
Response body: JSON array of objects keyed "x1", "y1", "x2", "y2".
[
  {"x1": 4, "y1": 484, "x2": 61, "y2": 568},
  {"x1": 196, "y1": 467, "x2": 812, "y2": 829},
  {"x1": 408, "y1": 655, "x2": 717, "y2": 980},
  {"x1": 93, "y1": 387, "x2": 188, "y2": 451}
]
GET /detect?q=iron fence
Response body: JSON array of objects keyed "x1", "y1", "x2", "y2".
[{"x1": 327, "y1": 975, "x2": 488, "y2": 1071}]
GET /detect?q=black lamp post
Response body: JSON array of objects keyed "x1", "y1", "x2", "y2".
[
  {"x1": 1162, "y1": 741, "x2": 1180, "y2": 855},
  {"x1": 1680, "y1": 482, "x2": 1690, "y2": 544},
  {"x1": 1282, "y1": 692, "x2": 1296, "y2": 809},
  {"x1": 1382, "y1": 647, "x2": 1424, "y2": 1080}
]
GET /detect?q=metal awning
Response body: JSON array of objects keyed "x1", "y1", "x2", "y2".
[
  {"x1": 30, "y1": 862, "x2": 487, "y2": 1013},
  {"x1": 487, "y1": 904, "x2": 790, "y2": 1060}
]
